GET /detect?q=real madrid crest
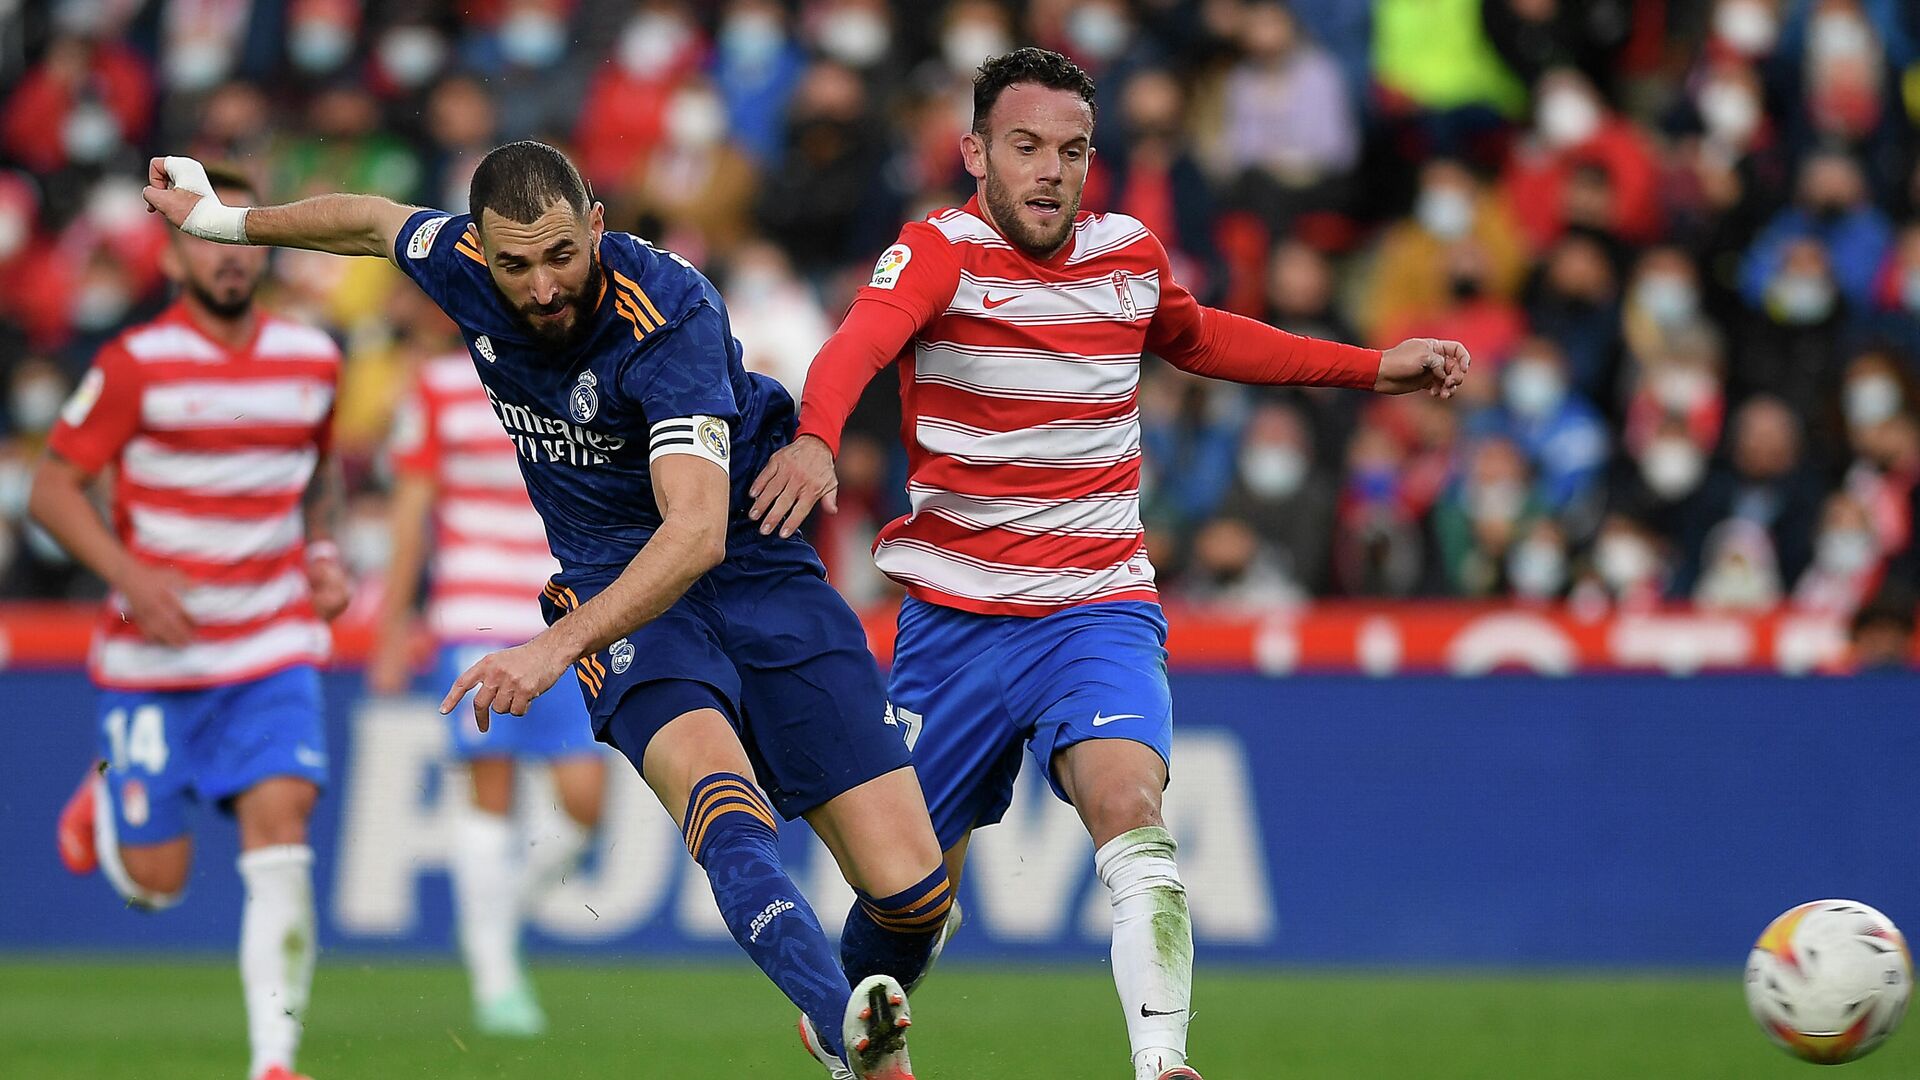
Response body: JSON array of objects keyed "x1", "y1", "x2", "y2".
[
  {"x1": 698, "y1": 417, "x2": 730, "y2": 462},
  {"x1": 570, "y1": 370, "x2": 599, "y2": 423},
  {"x1": 609, "y1": 638, "x2": 634, "y2": 674}
]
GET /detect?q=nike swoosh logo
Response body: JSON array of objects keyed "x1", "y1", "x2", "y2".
[
  {"x1": 982, "y1": 293, "x2": 1015, "y2": 309},
  {"x1": 1141, "y1": 1004, "x2": 1187, "y2": 1018},
  {"x1": 1091, "y1": 712, "x2": 1145, "y2": 727}
]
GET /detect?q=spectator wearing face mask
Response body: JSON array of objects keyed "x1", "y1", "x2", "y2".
[
  {"x1": 1, "y1": 20, "x2": 153, "y2": 176},
  {"x1": 573, "y1": 3, "x2": 704, "y2": 191},
  {"x1": 451, "y1": 0, "x2": 591, "y2": 141},
  {"x1": 1793, "y1": 492, "x2": 1886, "y2": 615},
  {"x1": 712, "y1": 0, "x2": 809, "y2": 165},
  {"x1": 1372, "y1": 238, "x2": 1528, "y2": 375},
  {"x1": 1182, "y1": 516, "x2": 1310, "y2": 605},
  {"x1": 1434, "y1": 435, "x2": 1548, "y2": 597},
  {"x1": 1331, "y1": 421, "x2": 1427, "y2": 597},
  {"x1": 1741, "y1": 150, "x2": 1892, "y2": 311},
  {"x1": 1361, "y1": 158, "x2": 1528, "y2": 340},
  {"x1": 627, "y1": 81, "x2": 758, "y2": 263},
  {"x1": 1668, "y1": 59, "x2": 1794, "y2": 258},
  {"x1": 1622, "y1": 248, "x2": 1713, "y2": 368},
  {"x1": 1676, "y1": 395, "x2": 1825, "y2": 594},
  {"x1": 1736, "y1": 235, "x2": 1850, "y2": 415},
  {"x1": 1214, "y1": 401, "x2": 1338, "y2": 597},
  {"x1": 1617, "y1": 330, "x2": 1727, "y2": 527},
  {"x1": 1502, "y1": 67, "x2": 1663, "y2": 251},
  {"x1": 1831, "y1": 349, "x2": 1915, "y2": 462},
  {"x1": 1490, "y1": 337, "x2": 1610, "y2": 526},
  {"x1": 723, "y1": 240, "x2": 833, "y2": 400},
  {"x1": 1506, "y1": 516, "x2": 1573, "y2": 601},
  {"x1": 1573, "y1": 513, "x2": 1670, "y2": 609},
  {"x1": 1780, "y1": 0, "x2": 1911, "y2": 156}
]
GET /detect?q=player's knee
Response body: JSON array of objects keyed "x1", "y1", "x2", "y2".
[
  {"x1": 112, "y1": 848, "x2": 190, "y2": 909},
  {"x1": 1078, "y1": 780, "x2": 1165, "y2": 843}
]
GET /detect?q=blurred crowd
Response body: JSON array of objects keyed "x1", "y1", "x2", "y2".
[{"x1": 0, "y1": 0, "x2": 1918, "y2": 622}]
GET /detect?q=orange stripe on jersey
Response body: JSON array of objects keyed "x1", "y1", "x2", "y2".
[
  {"x1": 574, "y1": 657, "x2": 603, "y2": 695},
  {"x1": 611, "y1": 271, "x2": 667, "y2": 326},
  {"x1": 613, "y1": 293, "x2": 651, "y2": 341}
]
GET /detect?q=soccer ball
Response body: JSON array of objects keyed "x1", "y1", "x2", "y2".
[{"x1": 1746, "y1": 899, "x2": 1912, "y2": 1064}]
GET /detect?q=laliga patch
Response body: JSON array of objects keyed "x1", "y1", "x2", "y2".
[
  {"x1": 407, "y1": 215, "x2": 451, "y2": 259},
  {"x1": 869, "y1": 243, "x2": 912, "y2": 289},
  {"x1": 61, "y1": 367, "x2": 105, "y2": 427},
  {"x1": 698, "y1": 417, "x2": 730, "y2": 461},
  {"x1": 569, "y1": 370, "x2": 599, "y2": 423},
  {"x1": 609, "y1": 638, "x2": 634, "y2": 675}
]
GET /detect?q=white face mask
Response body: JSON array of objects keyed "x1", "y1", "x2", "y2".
[
  {"x1": 379, "y1": 27, "x2": 446, "y2": 89},
  {"x1": 1067, "y1": 4, "x2": 1130, "y2": 62},
  {"x1": 0, "y1": 461, "x2": 29, "y2": 519},
  {"x1": 11, "y1": 377, "x2": 67, "y2": 433},
  {"x1": 1416, "y1": 187, "x2": 1474, "y2": 240},
  {"x1": 666, "y1": 91, "x2": 728, "y2": 149},
  {"x1": 1698, "y1": 80, "x2": 1760, "y2": 143},
  {"x1": 166, "y1": 38, "x2": 231, "y2": 92},
  {"x1": 1810, "y1": 13, "x2": 1873, "y2": 60},
  {"x1": 88, "y1": 177, "x2": 147, "y2": 233},
  {"x1": 1816, "y1": 528, "x2": 1876, "y2": 574},
  {"x1": 290, "y1": 19, "x2": 354, "y2": 73},
  {"x1": 1508, "y1": 537, "x2": 1567, "y2": 598},
  {"x1": 619, "y1": 14, "x2": 689, "y2": 77},
  {"x1": 1770, "y1": 273, "x2": 1835, "y2": 324},
  {"x1": 62, "y1": 103, "x2": 121, "y2": 164},
  {"x1": 500, "y1": 10, "x2": 568, "y2": 69},
  {"x1": 1844, "y1": 374, "x2": 1902, "y2": 428},
  {"x1": 1634, "y1": 274, "x2": 1699, "y2": 327},
  {"x1": 1470, "y1": 480, "x2": 1526, "y2": 525},
  {"x1": 1640, "y1": 436, "x2": 1707, "y2": 499},
  {"x1": 1538, "y1": 89, "x2": 1601, "y2": 149},
  {"x1": 0, "y1": 209, "x2": 28, "y2": 262},
  {"x1": 943, "y1": 22, "x2": 1009, "y2": 74},
  {"x1": 1504, "y1": 358, "x2": 1567, "y2": 419},
  {"x1": 1657, "y1": 366, "x2": 1718, "y2": 417},
  {"x1": 71, "y1": 279, "x2": 131, "y2": 331},
  {"x1": 1239, "y1": 445, "x2": 1308, "y2": 499},
  {"x1": 1714, "y1": 0, "x2": 1778, "y2": 56},
  {"x1": 721, "y1": 11, "x2": 785, "y2": 68},
  {"x1": 817, "y1": 9, "x2": 890, "y2": 68},
  {"x1": 1596, "y1": 533, "x2": 1656, "y2": 589}
]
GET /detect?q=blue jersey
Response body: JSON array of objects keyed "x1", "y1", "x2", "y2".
[{"x1": 393, "y1": 210, "x2": 800, "y2": 574}]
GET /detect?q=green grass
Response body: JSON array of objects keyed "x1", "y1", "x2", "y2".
[{"x1": 3, "y1": 958, "x2": 1917, "y2": 1079}]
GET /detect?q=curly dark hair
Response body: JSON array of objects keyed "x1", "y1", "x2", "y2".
[
  {"x1": 971, "y1": 47, "x2": 1098, "y2": 135},
  {"x1": 469, "y1": 140, "x2": 590, "y2": 225}
]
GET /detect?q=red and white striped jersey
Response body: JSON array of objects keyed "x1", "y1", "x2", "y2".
[
  {"x1": 389, "y1": 352, "x2": 557, "y2": 643},
  {"x1": 49, "y1": 303, "x2": 339, "y2": 689},
  {"x1": 817, "y1": 200, "x2": 1179, "y2": 615}
]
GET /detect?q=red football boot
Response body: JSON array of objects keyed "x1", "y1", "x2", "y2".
[{"x1": 57, "y1": 768, "x2": 100, "y2": 876}]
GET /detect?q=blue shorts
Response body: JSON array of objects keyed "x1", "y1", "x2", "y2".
[
  {"x1": 439, "y1": 642, "x2": 596, "y2": 760},
  {"x1": 888, "y1": 599, "x2": 1172, "y2": 850},
  {"x1": 95, "y1": 664, "x2": 327, "y2": 846},
  {"x1": 542, "y1": 549, "x2": 910, "y2": 820}
]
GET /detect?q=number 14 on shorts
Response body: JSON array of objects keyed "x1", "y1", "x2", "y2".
[{"x1": 105, "y1": 704, "x2": 168, "y2": 773}]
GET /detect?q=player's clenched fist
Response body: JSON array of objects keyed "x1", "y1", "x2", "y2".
[
  {"x1": 1376, "y1": 337, "x2": 1471, "y2": 399},
  {"x1": 441, "y1": 638, "x2": 572, "y2": 732},
  {"x1": 142, "y1": 156, "x2": 251, "y2": 242},
  {"x1": 748, "y1": 433, "x2": 839, "y2": 538}
]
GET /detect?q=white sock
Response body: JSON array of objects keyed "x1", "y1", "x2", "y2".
[
  {"x1": 1095, "y1": 826, "x2": 1194, "y2": 1080},
  {"x1": 517, "y1": 795, "x2": 590, "y2": 903},
  {"x1": 238, "y1": 844, "x2": 315, "y2": 1079},
  {"x1": 451, "y1": 808, "x2": 523, "y2": 1004}
]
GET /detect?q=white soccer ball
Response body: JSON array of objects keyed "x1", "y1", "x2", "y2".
[{"x1": 1746, "y1": 899, "x2": 1912, "y2": 1064}]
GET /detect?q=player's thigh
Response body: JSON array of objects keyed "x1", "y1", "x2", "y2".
[
  {"x1": 804, "y1": 766, "x2": 944, "y2": 897},
  {"x1": 117, "y1": 835, "x2": 194, "y2": 896},
  {"x1": 889, "y1": 597, "x2": 1029, "y2": 851},
  {"x1": 95, "y1": 685, "x2": 201, "y2": 854},
  {"x1": 196, "y1": 664, "x2": 330, "y2": 824},
  {"x1": 618, "y1": 698, "x2": 755, "y2": 825},
  {"x1": 1015, "y1": 602, "x2": 1174, "y2": 839}
]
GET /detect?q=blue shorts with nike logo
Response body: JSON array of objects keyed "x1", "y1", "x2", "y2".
[{"x1": 887, "y1": 598, "x2": 1172, "y2": 850}]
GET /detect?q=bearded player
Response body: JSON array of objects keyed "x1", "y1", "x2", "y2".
[
  {"x1": 35, "y1": 163, "x2": 348, "y2": 1080},
  {"x1": 750, "y1": 48, "x2": 1470, "y2": 1080},
  {"x1": 141, "y1": 142, "x2": 947, "y2": 1080}
]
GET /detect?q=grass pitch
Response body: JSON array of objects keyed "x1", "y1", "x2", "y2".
[{"x1": 3, "y1": 958, "x2": 1916, "y2": 1079}]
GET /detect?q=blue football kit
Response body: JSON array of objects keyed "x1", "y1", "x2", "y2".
[{"x1": 392, "y1": 210, "x2": 909, "y2": 819}]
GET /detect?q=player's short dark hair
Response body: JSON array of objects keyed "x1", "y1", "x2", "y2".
[
  {"x1": 201, "y1": 162, "x2": 259, "y2": 203},
  {"x1": 972, "y1": 47, "x2": 1098, "y2": 135},
  {"x1": 468, "y1": 140, "x2": 590, "y2": 226}
]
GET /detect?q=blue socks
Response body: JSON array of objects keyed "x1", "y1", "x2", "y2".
[
  {"x1": 840, "y1": 863, "x2": 954, "y2": 992},
  {"x1": 684, "y1": 773, "x2": 850, "y2": 1057}
]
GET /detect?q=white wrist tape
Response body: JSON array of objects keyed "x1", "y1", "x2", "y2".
[{"x1": 166, "y1": 156, "x2": 250, "y2": 243}]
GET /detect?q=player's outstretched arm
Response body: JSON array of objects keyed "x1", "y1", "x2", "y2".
[
  {"x1": 439, "y1": 453, "x2": 729, "y2": 731},
  {"x1": 141, "y1": 156, "x2": 416, "y2": 261}
]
